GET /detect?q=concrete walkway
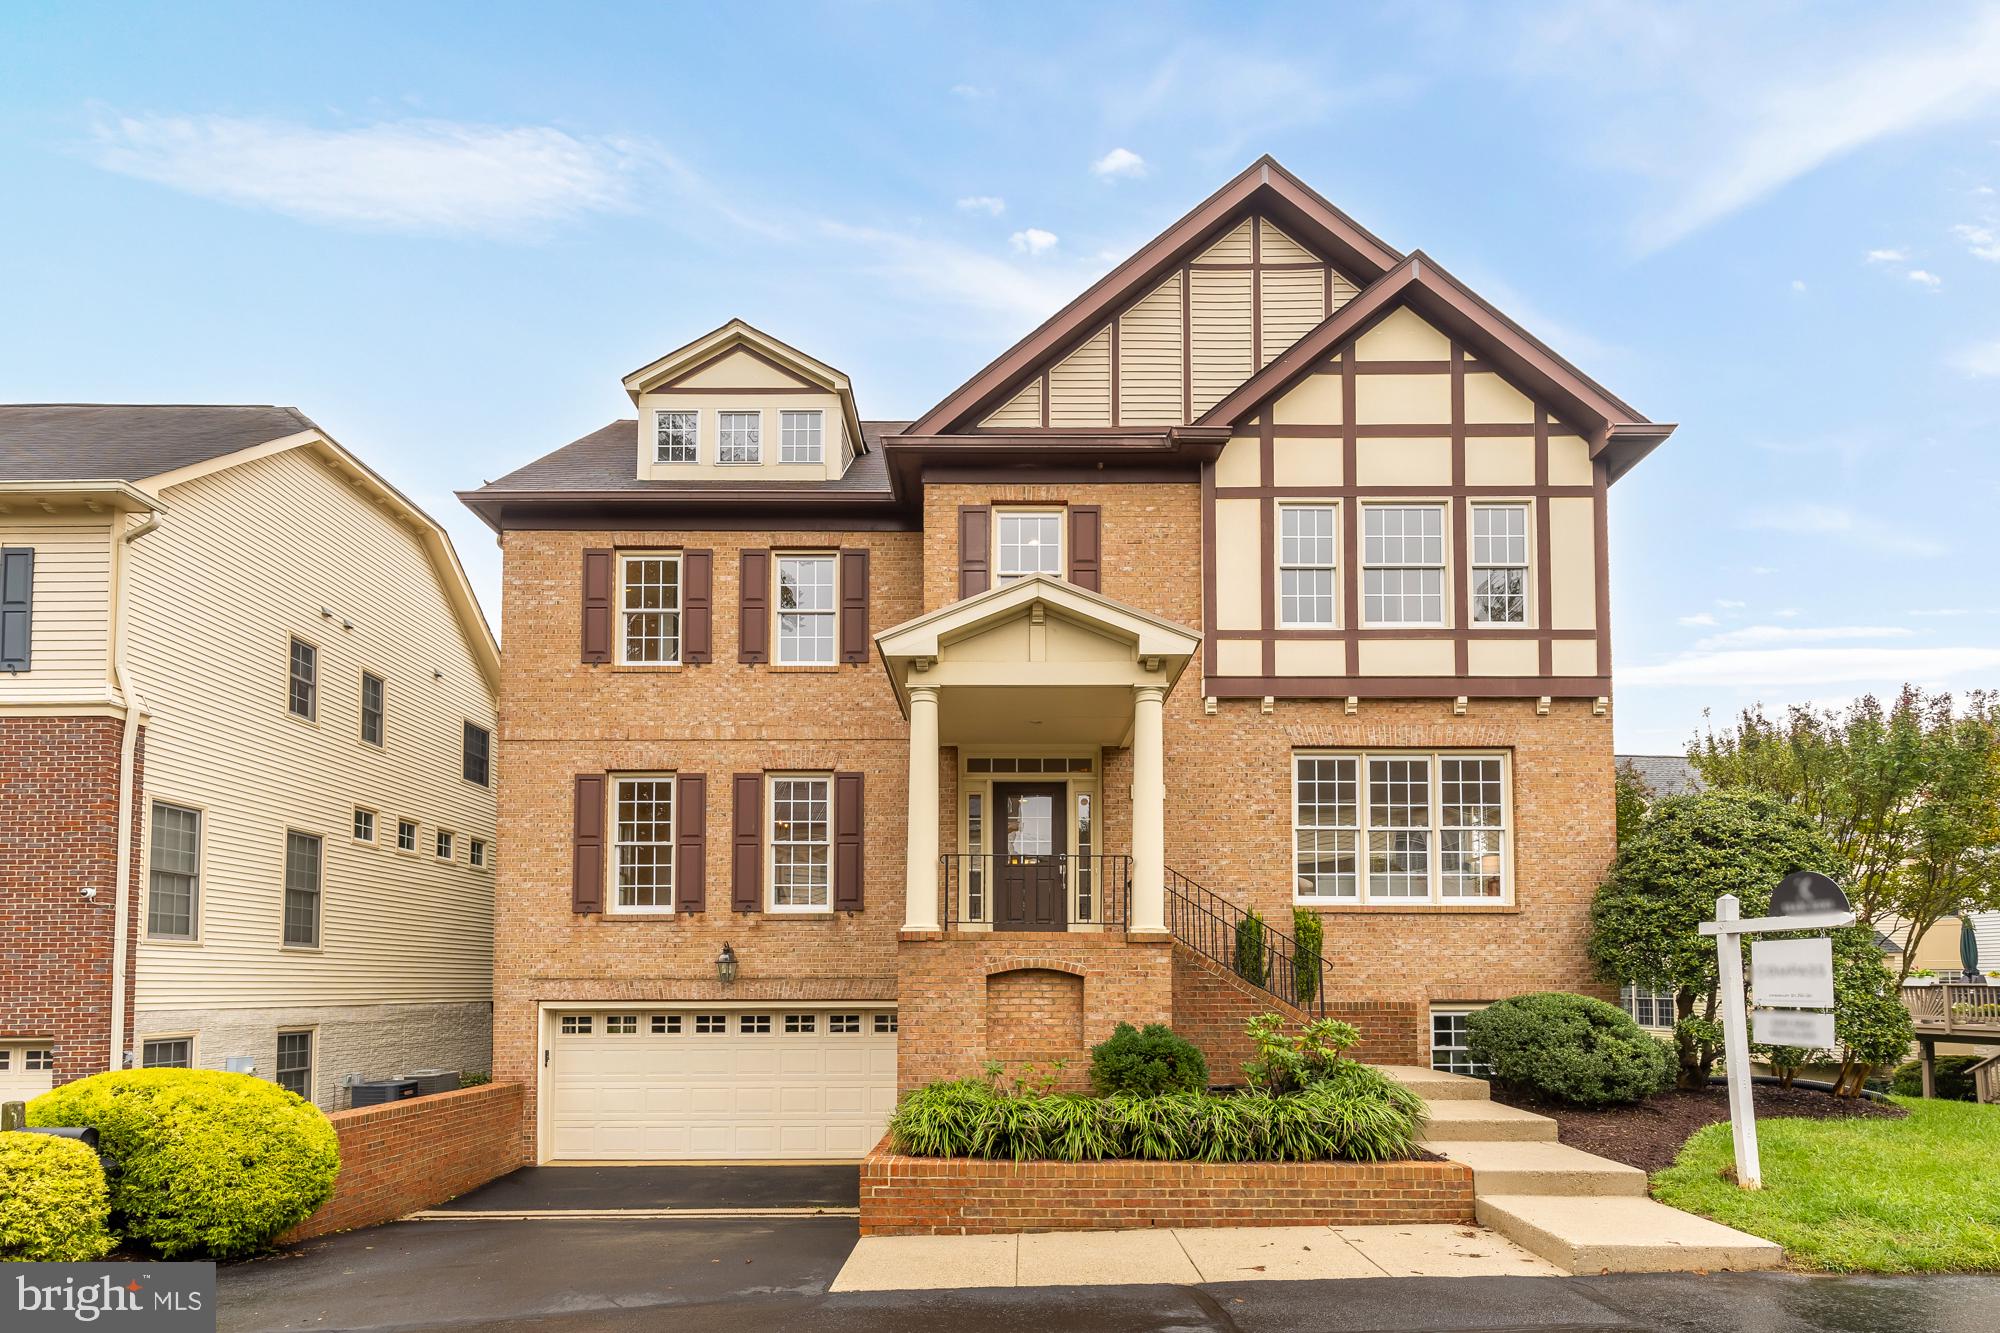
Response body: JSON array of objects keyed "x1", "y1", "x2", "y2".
[{"x1": 831, "y1": 1223, "x2": 1563, "y2": 1291}]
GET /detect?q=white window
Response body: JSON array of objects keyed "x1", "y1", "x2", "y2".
[
  {"x1": 1279, "y1": 505, "x2": 1338, "y2": 627},
  {"x1": 435, "y1": 829, "x2": 455, "y2": 861},
  {"x1": 619, "y1": 554, "x2": 681, "y2": 665},
  {"x1": 785, "y1": 1014, "x2": 816, "y2": 1033},
  {"x1": 873, "y1": 1013, "x2": 898, "y2": 1034},
  {"x1": 1470, "y1": 505, "x2": 1529, "y2": 625},
  {"x1": 718, "y1": 411, "x2": 761, "y2": 464},
  {"x1": 283, "y1": 831, "x2": 321, "y2": 948},
  {"x1": 652, "y1": 1014, "x2": 681, "y2": 1034},
  {"x1": 830, "y1": 1014, "x2": 861, "y2": 1033},
  {"x1": 1293, "y1": 756, "x2": 1358, "y2": 901},
  {"x1": 1621, "y1": 983, "x2": 1678, "y2": 1030},
  {"x1": 1431, "y1": 1011, "x2": 1492, "y2": 1076},
  {"x1": 288, "y1": 637, "x2": 317, "y2": 719},
  {"x1": 352, "y1": 808, "x2": 375, "y2": 843},
  {"x1": 561, "y1": 1015, "x2": 592, "y2": 1035},
  {"x1": 1362, "y1": 505, "x2": 1445, "y2": 625},
  {"x1": 396, "y1": 819, "x2": 417, "y2": 852},
  {"x1": 276, "y1": 1030, "x2": 313, "y2": 1099},
  {"x1": 469, "y1": 838, "x2": 488, "y2": 869},
  {"x1": 777, "y1": 555, "x2": 836, "y2": 665},
  {"x1": 655, "y1": 410, "x2": 698, "y2": 463},
  {"x1": 147, "y1": 802, "x2": 201, "y2": 939},
  {"x1": 996, "y1": 510, "x2": 1062, "y2": 583},
  {"x1": 770, "y1": 775, "x2": 831, "y2": 911},
  {"x1": 780, "y1": 410, "x2": 824, "y2": 463},
  {"x1": 606, "y1": 1014, "x2": 638, "y2": 1034},
  {"x1": 740, "y1": 1014, "x2": 772, "y2": 1034},
  {"x1": 1292, "y1": 751, "x2": 1511, "y2": 905},
  {"x1": 141, "y1": 1038, "x2": 191, "y2": 1069},
  {"x1": 613, "y1": 777, "x2": 674, "y2": 911},
  {"x1": 695, "y1": 1014, "x2": 725, "y2": 1034}
]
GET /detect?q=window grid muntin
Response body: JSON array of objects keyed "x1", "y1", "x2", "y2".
[
  {"x1": 148, "y1": 802, "x2": 201, "y2": 938},
  {"x1": 740, "y1": 1013, "x2": 772, "y2": 1034},
  {"x1": 283, "y1": 831, "x2": 321, "y2": 947},
  {"x1": 1470, "y1": 505, "x2": 1529, "y2": 625},
  {"x1": 470, "y1": 838, "x2": 487, "y2": 868},
  {"x1": 785, "y1": 1014, "x2": 816, "y2": 1033},
  {"x1": 780, "y1": 410, "x2": 824, "y2": 463},
  {"x1": 995, "y1": 511, "x2": 1062, "y2": 583},
  {"x1": 718, "y1": 411, "x2": 761, "y2": 464},
  {"x1": 873, "y1": 1013, "x2": 898, "y2": 1033},
  {"x1": 606, "y1": 1014, "x2": 638, "y2": 1034},
  {"x1": 1362, "y1": 505, "x2": 1446, "y2": 626},
  {"x1": 1293, "y1": 756, "x2": 1359, "y2": 901},
  {"x1": 1430, "y1": 1011, "x2": 1492, "y2": 1076},
  {"x1": 613, "y1": 777, "x2": 675, "y2": 911},
  {"x1": 561, "y1": 1015, "x2": 591, "y2": 1035},
  {"x1": 652, "y1": 1014, "x2": 681, "y2": 1034},
  {"x1": 620, "y1": 554, "x2": 682, "y2": 665},
  {"x1": 1620, "y1": 983, "x2": 1677, "y2": 1030},
  {"x1": 353, "y1": 808, "x2": 374, "y2": 842},
  {"x1": 695, "y1": 1014, "x2": 725, "y2": 1034},
  {"x1": 464, "y1": 723, "x2": 491, "y2": 787},
  {"x1": 25, "y1": 1049, "x2": 53, "y2": 1071},
  {"x1": 966, "y1": 792, "x2": 985, "y2": 923},
  {"x1": 776, "y1": 555, "x2": 836, "y2": 665},
  {"x1": 360, "y1": 672, "x2": 384, "y2": 745},
  {"x1": 1292, "y1": 751, "x2": 1511, "y2": 905},
  {"x1": 655, "y1": 410, "x2": 698, "y2": 463},
  {"x1": 1278, "y1": 504, "x2": 1338, "y2": 627},
  {"x1": 276, "y1": 1031, "x2": 313, "y2": 1098},
  {"x1": 396, "y1": 819, "x2": 417, "y2": 852},
  {"x1": 770, "y1": 775, "x2": 832, "y2": 909},
  {"x1": 435, "y1": 829, "x2": 454, "y2": 860},
  {"x1": 288, "y1": 637, "x2": 316, "y2": 719},
  {"x1": 830, "y1": 1014, "x2": 861, "y2": 1033},
  {"x1": 1439, "y1": 757, "x2": 1506, "y2": 899},
  {"x1": 1368, "y1": 757, "x2": 1431, "y2": 899},
  {"x1": 142, "y1": 1038, "x2": 191, "y2": 1068}
]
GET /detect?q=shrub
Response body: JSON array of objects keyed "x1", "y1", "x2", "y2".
[
  {"x1": 1891, "y1": 1057, "x2": 1981, "y2": 1102},
  {"x1": 1466, "y1": 992, "x2": 1675, "y2": 1107},
  {"x1": 29, "y1": 1070, "x2": 339, "y2": 1259},
  {"x1": 1234, "y1": 910, "x2": 1268, "y2": 986},
  {"x1": 0, "y1": 1134, "x2": 113, "y2": 1261},
  {"x1": 1090, "y1": 1023, "x2": 1209, "y2": 1096},
  {"x1": 1292, "y1": 909, "x2": 1324, "y2": 1005},
  {"x1": 1241, "y1": 1013, "x2": 1361, "y2": 1095}
]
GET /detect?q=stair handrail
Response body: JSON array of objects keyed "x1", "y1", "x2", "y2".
[{"x1": 1162, "y1": 866, "x2": 1333, "y2": 1019}]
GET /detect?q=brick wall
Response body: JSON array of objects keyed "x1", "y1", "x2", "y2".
[
  {"x1": 860, "y1": 1138, "x2": 1474, "y2": 1235},
  {"x1": 985, "y1": 968, "x2": 1085, "y2": 1071},
  {"x1": 0, "y1": 716, "x2": 142, "y2": 1083},
  {"x1": 281, "y1": 1082, "x2": 526, "y2": 1243},
  {"x1": 1170, "y1": 946, "x2": 1426, "y2": 1079}
]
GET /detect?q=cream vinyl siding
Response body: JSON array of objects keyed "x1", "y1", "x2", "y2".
[
  {"x1": 130, "y1": 446, "x2": 495, "y2": 1011},
  {"x1": 1190, "y1": 268, "x2": 1254, "y2": 416},
  {"x1": 1117, "y1": 272, "x2": 1185, "y2": 425},
  {"x1": 0, "y1": 513, "x2": 117, "y2": 706},
  {"x1": 1048, "y1": 329, "x2": 1111, "y2": 426},
  {"x1": 981, "y1": 379, "x2": 1042, "y2": 428}
]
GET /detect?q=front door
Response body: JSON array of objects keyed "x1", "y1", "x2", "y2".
[{"x1": 995, "y1": 782, "x2": 1067, "y2": 931}]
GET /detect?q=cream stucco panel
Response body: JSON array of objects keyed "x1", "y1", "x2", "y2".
[
  {"x1": 1548, "y1": 497, "x2": 1597, "y2": 629},
  {"x1": 1354, "y1": 373, "x2": 1452, "y2": 425},
  {"x1": 1548, "y1": 433, "x2": 1595, "y2": 485},
  {"x1": 1358, "y1": 639, "x2": 1456, "y2": 675},
  {"x1": 1352, "y1": 307, "x2": 1452, "y2": 361},
  {"x1": 1275, "y1": 639, "x2": 1343, "y2": 676},
  {"x1": 1551, "y1": 638, "x2": 1599, "y2": 676},
  {"x1": 668, "y1": 349, "x2": 807, "y2": 391},
  {"x1": 1464, "y1": 437, "x2": 1536, "y2": 486},
  {"x1": 1213, "y1": 498, "x2": 1263, "y2": 631},
  {"x1": 1215, "y1": 436, "x2": 1263, "y2": 488},
  {"x1": 1273, "y1": 438, "x2": 1342, "y2": 487},
  {"x1": 1467, "y1": 638, "x2": 1539, "y2": 676},
  {"x1": 1215, "y1": 638, "x2": 1262, "y2": 676},
  {"x1": 1272, "y1": 372, "x2": 1344, "y2": 425},
  {"x1": 1462, "y1": 372, "x2": 1536, "y2": 424},
  {"x1": 1356, "y1": 437, "x2": 1451, "y2": 486}
]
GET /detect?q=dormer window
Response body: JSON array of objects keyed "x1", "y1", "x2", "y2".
[
  {"x1": 781, "y1": 411, "x2": 824, "y2": 464},
  {"x1": 719, "y1": 411, "x2": 761, "y2": 464},
  {"x1": 655, "y1": 411, "x2": 698, "y2": 463}
]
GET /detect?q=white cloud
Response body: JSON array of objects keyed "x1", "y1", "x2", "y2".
[
  {"x1": 1950, "y1": 339, "x2": 2000, "y2": 377},
  {"x1": 1677, "y1": 612, "x2": 1719, "y2": 627},
  {"x1": 1954, "y1": 222, "x2": 2000, "y2": 260},
  {"x1": 1715, "y1": 599, "x2": 1747, "y2": 610},
  {"x1": 816, "y1": 220, "x2": 1085, "y2": 326},
  {"x1": 1623, "y1": 645, "x2": 2000, "y2": 688},
  {"x1": 87, "y1": 113, "x2": 651, "y2": 236},
  {"x1": 1739, "y1": 501, "x2": 1946, "y2": 557},
  {"x1": 1009, "y1": 227, "x2": 1059, "y2": 256},
  {"x1": 1790, "y1": 278, "x2": 1807, "y2": 292},
  {"x1": 956, "y1": 195, "x2": 1006, "y2": 216},
  {"x1": 1907, "y1": 268, "x2": 1944, "y2": 288},
  {"x1": 1866, "y1": 247, "x2": 1910, "y2": 263},
  {"x1": 950, "y1": 83, "x2": 992, "y2": 100},
  {"x1": 1692, "y1": 624, "x2": 1914, "y2": 650},
  {"x1": 1774, "y1": 606, "x2": 1802, "y2": 617},
  {"x1": 1090, "y1": 147, "x2": 1148, "y2": 180}
]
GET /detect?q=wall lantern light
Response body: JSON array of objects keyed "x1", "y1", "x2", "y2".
[{"x1": 715, "y1": 943, "x2": 739, "y2": 985}]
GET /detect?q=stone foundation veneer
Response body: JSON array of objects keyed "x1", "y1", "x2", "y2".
[{"x1": 859, "y1": 1137, "x2": 1474, "y2": 1235}]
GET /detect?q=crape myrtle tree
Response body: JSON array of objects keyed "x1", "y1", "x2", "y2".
[{"x1": 1589, "y1": 790, "x2": 1841, "y2": 1090}]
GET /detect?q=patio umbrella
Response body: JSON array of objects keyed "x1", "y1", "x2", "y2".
[{"x1": 1962, "y1": 918, "x2": 1982, "y2": 979}]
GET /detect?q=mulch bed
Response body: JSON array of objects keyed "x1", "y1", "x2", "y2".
[{"x1": 1489, "y1": 1084, "x2": 1906, "y2": 1175}]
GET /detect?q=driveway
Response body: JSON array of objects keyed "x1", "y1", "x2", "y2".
[
  {"x1": 220, "y1": 1215, "x2": 2000, "y2": 1333},
  {"x1": 427, "y1": 1164, "x2": 858, "y2": 1213}
]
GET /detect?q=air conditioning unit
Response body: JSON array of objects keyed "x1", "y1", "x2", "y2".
[
  {"x1": 394, "y1": 1069, "x2": 460, "y2": 1097},
  {"x1": 348, "y1": 1079, "x2": 420, "y2": 1107}
]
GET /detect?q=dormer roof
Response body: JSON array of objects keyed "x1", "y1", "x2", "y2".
[{"x1": 621, "y1": 318, "x2": 868, "y2": 453}]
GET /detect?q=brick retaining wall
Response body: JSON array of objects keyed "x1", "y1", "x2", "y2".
[
  {"x1": 282, "y1": 1082, "x2": 526, "y2": 1243},
  {"x1": 1170, "y1": 945, "x2": 1426, "y2": 1076},
  {"x1": 859, "y1": 1138, "x2": 1474, "y2": 1236}
]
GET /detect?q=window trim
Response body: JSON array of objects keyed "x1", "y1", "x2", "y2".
[
  {"x1": 435, "y1": 828, "x2": 456, "y2": 862},
  {"x1": 779, "y1": 409, "x2": 825, "y2": 464},
  {"x1": 1291, "y1": 749, "x2": 1513, "y2": 907},
  {"x1": 616, "y1": 551, "x2": 684, "y2": 667},
  {"x1": 462, "y1": 720, "x2": 493, "y2": 788},
  {"x1": 992, "y1": 508, "x2": 1065, "y2": 584},
  {"x1": 469, "y1": 837, "x2": 489, "y2": 870},
  {"x1": 609, "y1": 772, "x2": 677, "y2": 915},
  {"x1": 359, "y1": 669, "x2": 386, "y2": 747},
  {"x1": 654, "y1": 409, "x2": 700, "y2": 464},
  {"x1": 1359, "y1": 502, "x2": 1450, "y2": 629},
  {"x1": 352, "y1": 806, "x2": 377, "y2": 845},
  {"x1": 766, "y1": 771, "x2": 834, "y2": 914},
  {"x1": 275, "y1": 1028, "x2": 315, "y2": 1100},
  {"x1": 286, "y1": 634, "x2": 319, "y2": 722},
  {"x1": 717, "y1": 409, "x2": 763, "y2": 465},
  {"x1": 1275, "y1": 501, "x2": 1341, "y2": 629},
  {"x1": 773, "y1": 551, "x2": 838, "y2": 666},
  {"x1": 394, "y1": 818, "x2": 419, "y2": 855},
  {"x1": 1468, "y1": 501, "x2": 1533, "y2": 629},
  {"x1": 140, "y1": 1034, "x2": 196, "y2": 1069},
  {"x1": 1429, "y1": 1008, "x2": 1494, "y2": 1077},
  {"x1": 282, "y1": 829, "x2": 323, "y2": 950},
  {"x1": 145, "y1": 798, "x2": 204, "y2": 943}
]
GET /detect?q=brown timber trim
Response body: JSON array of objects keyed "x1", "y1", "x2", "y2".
[
  {"x1": 1341, "y1": 357, "x2": 1359, "y2": 675},
  {"x1": 646, "y1": 385, "x2": 828, "y2": 394},
  {"x1": 1039, "y1": 371, "x2": 1051, "y2": 428},
  {"x1": 1188, "y1": 259, "x2": 1329, "y2": 271},
  {"x1": 1535, "y1": 415, "x2": 1553, "y2": 675},
  {"x1": 1206, "y1": 675, "x2": 1610, "y2": 700},
  {"x1": 1264, "y1": 423, "x2": 1567, "y2": 439},
  {"x1": 1259, "y1": 414, "x2": 1276, "y2": 676},
  {"x1": 653, "y1": 341, "x2": 825, "y2": 392},
  {"x1": 1202, "y1": 460, "x2": 1219, "y2": 683},
  {"x1": 1450, "y1": 343, "x2": 1469, "y2": 675},
  {"x1": 923, "y1": 465, "x2": 1199, "y2": 486},
  {"x1": 1214, "y1": 627, "x2": 1593, "y2": 642},
  {"x1": 1594, "y1": 457, "x2": 1612, "y2": 676},
  {"x1": 1109, "y1": 317, "x2": 1121, "y2": 425},
  {"x1": 1250, "y1": 214, "x2": 1263, "y2": 369},
  {"x1": 1182, "y1": 261, "x2": 1193, "y2": 422},
  {"x1": 1216, "y1": 483, "x2": 1594, "y2": 499}
]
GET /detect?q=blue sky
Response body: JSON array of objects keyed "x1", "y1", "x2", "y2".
[{"x1": 4, "y1": 1, "x2": 2000, "y2": 751}]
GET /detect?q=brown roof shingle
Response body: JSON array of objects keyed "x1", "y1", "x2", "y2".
[
  {"x1": 469, "y1": 419, "x2": 907, "y2": 497},
  {"x1": 0, "y1": 404, "x2": 318, "y2": 483}
]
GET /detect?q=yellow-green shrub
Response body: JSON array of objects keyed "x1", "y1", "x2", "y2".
[
  {"x1": 29, "y1": 1069, "x2": 339, "y2": 1259},
  {"x1": 0, "y1": 1133, "x2": 114, "y2": 1261}
]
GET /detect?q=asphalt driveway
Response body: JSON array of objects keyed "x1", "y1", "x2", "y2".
[{"x1": 428, "y1": 1164, "x2": 859, "y2": 1212}]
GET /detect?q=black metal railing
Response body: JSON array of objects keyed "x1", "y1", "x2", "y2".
[
  {"x1": 1164, "y1": 867, "x2": 1334, "y2": 1018},
  {"x1": 939, "y1": 853, "x2": 1131, "y2": 929}
]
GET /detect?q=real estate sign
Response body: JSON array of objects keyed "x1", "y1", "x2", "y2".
[
  {"x1": 1750, "y1": 936, "x2": 1835, "y2": 1009},
  {"x1": 1752, "y1": 1006, "x2": 1836, "y2": 1048}
]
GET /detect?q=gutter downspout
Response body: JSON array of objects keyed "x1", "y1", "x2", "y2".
[{"x1": 107, "y1": 510, "x2": 160, "y2": 1071}]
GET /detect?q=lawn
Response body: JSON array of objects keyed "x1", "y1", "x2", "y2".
[{"x1": 1651, "y1": 1097, "x2": 2000, "y2": 1273}]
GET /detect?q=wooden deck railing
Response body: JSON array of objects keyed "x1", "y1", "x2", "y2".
[{"x1": 1900, "y1": 982, "x2": 2000, "y2": 1037}]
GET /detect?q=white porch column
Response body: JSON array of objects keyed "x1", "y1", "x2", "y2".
[
  {"x1": 1129, "y1": 684, "x2": 1167, "y2": 934},
  {"x1": 903, "y1": 684, "x2": 942, "y2": 931}
]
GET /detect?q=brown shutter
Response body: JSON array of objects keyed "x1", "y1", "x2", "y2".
[
  {"x1": 731, "y1": 772, "x2": 762, "y2": 911},
  {"x1": 581, "y1": 550, "x2": 613, "y2": 664},
  {"x1": 738, "y1": 550, "x2": 770, "y2": 664},
  {"x1": 571, "y1": 774, "x2": 606, "y2": 914},
  {"x1": 675, "y1": 773, "x2": 706, "y2": 912},
  {"x1": 833, "y1": 771, "x2": 865, "y2": 912},
  {"x1": 957, "y1": 505, "x2": 991, "y2": 599},
  {"x1": 1067, "y1": 506, "x2": 1102, "y2": 591},
  {"x1": 838, "y1": 548, "x2": 870, "y2": 664},
  {"x1": 682, "y1": 550, "x2": 712, "y2": 664}
]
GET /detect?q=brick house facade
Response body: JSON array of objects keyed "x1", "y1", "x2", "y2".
[{"x1": 463, "y1": 157, "x2": 1672, "y2": 1162}]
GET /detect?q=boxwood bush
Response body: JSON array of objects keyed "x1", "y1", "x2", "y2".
[
  {"x1": 30, "y1": 1069, "x2": 340, "y2": 1258},
  {"x1": 1089, "y1": 1022, "x2": 1209, "y2": 1096},
  {"x1": 1891, "y1": 1056, "x2": 1980, "y2": 1102},
  {"x1": 1466, "y1": 992, "x2": 1675, "y2": 1107},
  {"x1": 0, "y1": 1134, "x2": 114, "y2": 1261}
]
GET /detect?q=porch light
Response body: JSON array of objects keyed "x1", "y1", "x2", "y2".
[{"x1": 715, "y1": 943, "x2": 739, "y2": 985}]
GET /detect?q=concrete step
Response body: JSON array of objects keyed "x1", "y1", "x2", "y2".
[
  {"x1": 1476, "y1": 1194, "x2": 1783, "y2": 1274},
  {"x1": 1417, "y1": 1099, "x2": 1558, "y2": 1143},
  {"x1": 1424, "y1": 1140, "x2": 1648, "y2": 1197},
  {"x1": 1373, "y1": 1064, "x2": 1491, "y2": 1101}
]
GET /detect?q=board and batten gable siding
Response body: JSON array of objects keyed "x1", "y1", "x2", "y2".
[
  {"x1": 127, "y1": 445, "x2": 496, "y2": 1011},
  {"x1": 0, "y1": 512, "x2": 118, "y2": 707}
]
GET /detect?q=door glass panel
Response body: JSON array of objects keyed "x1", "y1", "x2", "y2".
[{"x1": 1005, "y1": 794, "x2": 1054, "y2": 856}]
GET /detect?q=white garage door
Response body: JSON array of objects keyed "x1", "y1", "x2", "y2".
[
  {"x1": 547, "y1": 1008, "x2": 898, "y2": 1161},
  {"x1": 0, "y1": 1043, "x2": 55, "y2": 1103}
]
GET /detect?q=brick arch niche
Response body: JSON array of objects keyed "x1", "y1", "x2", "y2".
[{"x1": 984, "y1": 967, "x2": 1086, "y2": 1076}]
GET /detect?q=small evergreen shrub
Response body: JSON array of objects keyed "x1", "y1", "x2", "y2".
[
  {"x1": 1241, "y1": 1013, "x2": 1363, "y2": 1094},
  {"x1": 30, "y1": 1069, "x2": 340, "y2": 1259},
  {"x1": 1089, "y1": 1022, "x2": 1209, "y2": 1096},
  {"x1": 1466, "y1": 992, "x2": 1675, "y2": 1107},
  {"x1": 0, "y1": 1134, "x2": 113, "y2": 1261},
  {"x1": 1292, "y1": 909, "x2": 1324, "y2": 1005},
  {"x1": 1891, "y1": 1056, "x2": 1980, "y2": 1102},
  {"x1": 1234, "y1": 910, "x2": 1268, "y2": 986}
]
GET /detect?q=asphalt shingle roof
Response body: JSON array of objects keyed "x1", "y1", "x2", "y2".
[
  {"x1": 1615, "y1": 754, "x2": 1703, "y2": 799},
  {"x1": 0, "y1": 404, "x2": 318, "y2": 483}
]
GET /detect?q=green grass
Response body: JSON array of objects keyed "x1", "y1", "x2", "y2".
[{"x1": 1651, "y1": 1097, "x2": 2000, "y2": 1273}]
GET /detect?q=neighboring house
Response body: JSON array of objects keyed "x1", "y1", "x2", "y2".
[
  {"x1": 1616, "y1": 753, "x2": 1701, "y2": 800},
  {"x1": 0, "y1": 405, "x2": 499, "y2": 1108},
  {"x1": 462, "y1": 157, "x2": 1674, "y2": 1162}
]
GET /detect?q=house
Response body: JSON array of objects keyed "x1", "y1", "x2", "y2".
[
  {"x1": 1615, "y1": 753, "x2": 1701, "y2": 800},
  {"x1": 461, "y1": 157, "x2": 1673, "y2": 1161},
  {"x1": 0, "y1": 406, "x2": 499, "y2": 1109}
]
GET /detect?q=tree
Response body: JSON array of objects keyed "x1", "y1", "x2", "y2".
[
  {"x1": 1589, "y1": 790, "x2": 1841, "y2": 1089},
  {"x1": 1827, "y1": 926, "x2": 1915, "y2": 1097},
  {"x1": 1613, "y1": 762, "x2": 1653, "y2": 846}
]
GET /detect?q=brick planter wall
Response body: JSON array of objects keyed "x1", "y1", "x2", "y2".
[
  {"x1": 859, "y1": 1138, "x2": 1474, "y2": 1236},
  {"x1": 281, "y1": 1082, "x2": 526, "y2": 1243}
]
